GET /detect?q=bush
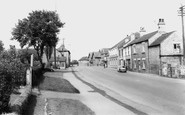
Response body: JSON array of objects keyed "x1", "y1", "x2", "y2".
[
  {"x1": 0, "y1": 49, "x2": 29, "y2": 113},
  {"x1": 0, "y1": 74, "x2": 12, "y2": 113}
]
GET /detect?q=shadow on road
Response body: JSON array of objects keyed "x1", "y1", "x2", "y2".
[{"x1": 22, "y1": 95, "x2": 37, "y2": 115}]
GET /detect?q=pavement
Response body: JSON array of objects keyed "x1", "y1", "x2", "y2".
[{"x1": 40, "y1": 68, "x2": 136, "y2": 115}]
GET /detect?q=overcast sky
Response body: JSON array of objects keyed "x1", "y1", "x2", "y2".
[{"x1": 0, "y1": 0, "x2": 185, "y2": 60}]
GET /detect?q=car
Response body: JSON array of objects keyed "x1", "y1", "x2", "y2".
[{"x1": 117, "y1": 65, "x2": 127, "y2": 73}]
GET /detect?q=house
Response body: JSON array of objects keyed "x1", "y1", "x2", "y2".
[
  {"x1": 88, "y1": 52, "x2": 101, "y2": 66},
  {"x1": 79, "y1": 56, "x2": 89, "y2": 66},
  {"x1": 148, "y1": 31, "x2": 183, "y2": 75},
  {"x1": 99, "y1": 48, "x2": 109, "y2": 66},
  {"x1": 118, "y1": 36, "x2": 130, "y2": 67},
  {"x1": 128, "y1": 31, "x2": 159, "y2": 73},
  {"x1": 108, "y1": 39, "x2": 125, "y2": 68},
  {"x1": 42, "y1": 43, "x2": 71, "y2": 69},
  {"x1": 122, "y1": 32, "x2": 140, "y2": 70},
  {"x1": 57, "y1": 44, "x2": 71, "y2": 68}
]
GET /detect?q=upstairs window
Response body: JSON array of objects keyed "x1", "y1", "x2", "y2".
[
  {"x1": 142, "y1": 43, "x2": 145, "y2": 53},
  {"x1": 133, "y1": 45, "x2": 136, "y2": 54},
  {"x1": 174, "y1": 43, "x2": 181, "y2": 53}
]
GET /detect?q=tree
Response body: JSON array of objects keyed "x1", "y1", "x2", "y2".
[
  {"x1": 17, "y1": 48, "x2": 39, "y2": 64},
  {"x1": 11, "y1": 10, "x2": 64, "y2": 66},
  {"x1": 0, "y1": 40, "x2": 4, "y2": 54}
]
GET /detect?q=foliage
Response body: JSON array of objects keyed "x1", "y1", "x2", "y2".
[
  {"x1": 0, "y1": 47, "x2": 29, "y2": 113},
  {"x1": 17, "y1": 48, "x2": 39, "y2": 64},
  {"x1": 0, "y1": 40, "x2": 4, "y2": 54},
  {"x1": 0, "y1": 74, "x2": 12, "y2": 113},
  {"x1": 44, "y1": 46, "x2": 53, "y2": 62},
  {"x1": 11, "y1": 10, "x2": 64, "y2": 65}
]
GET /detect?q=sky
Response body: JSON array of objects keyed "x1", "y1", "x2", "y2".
[{"x1": 0, "y1": 0, "x2": 185, "y2": 60}]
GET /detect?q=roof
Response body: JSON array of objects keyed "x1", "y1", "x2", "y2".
[
  {"x1": 79, "y1": 56, "x2": 89, "y2": 61},
  {"x1": 93, "y1": 52, "x2": 101, "y2": 57},
  {"x1": 100, "y1": 48, "x2": 109, "y2": 54},
  {"x1": 128, "y1": 31, "x2": 158, "y2": 46},
  {"x1": 109, "y1": 38, "x2": 125, "y2": 50},
  {"x1": 118, "y1": 36, "x2": 131, "y2": 48},
  {"x1": 57, "y1": 44, "x2": 70, "y2": 53},
  {"x1": 149, "y1": 31, "x2": 175, "y2": 47}
]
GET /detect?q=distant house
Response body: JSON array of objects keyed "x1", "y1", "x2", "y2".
[
  {"x1": 79, "y1": 56, "x2": 89, "y2": 66},
  {"x1": 148, "y1": 31, "x2": 183, "y2": 75},
  {"x1": 108, "y1": 39, "x2": 125, "y2": 68},
  {"x1": 57, "y1": 44, "x2": 71, "y2": 68},
  {"x1": 88, "y1": 52, "x2": 101, "y2": 66},
  {"x1": 99, "y1": 48, "x2": 109, "y2": 66},
  {"x1": 42, "y1": 43, "x2": 71, "y2": 69}
]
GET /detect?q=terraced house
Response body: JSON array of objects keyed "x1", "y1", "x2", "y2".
[
  {"x1": 108, "y1": 39, "x2": 125, "y2": 68},
  {"x1": 127, "y1": 19, "x2": 167, "y2": 73}
]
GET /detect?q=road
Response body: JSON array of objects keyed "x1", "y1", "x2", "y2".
[{"x1": 72, "y1": 66, "x2": 185, "y2": 115}]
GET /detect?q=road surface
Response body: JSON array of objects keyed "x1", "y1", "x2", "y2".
[{"x1": 72, "y1": 66, "x2": 185, "y2": 115}]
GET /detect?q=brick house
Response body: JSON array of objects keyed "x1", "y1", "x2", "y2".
[
  {"x1": 128, "y1": 31, "x2": 158, "y2": 73},
  {"x1": 148, "y1": 31, "x2": 183, "y2": 75}
]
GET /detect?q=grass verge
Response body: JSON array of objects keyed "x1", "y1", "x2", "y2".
[
  {"x1": 39, "y1": 76, "x2": 80, "y2": 93},
  {"x1": 47, "y1": 98, "x2": 95, "y2": 115}
]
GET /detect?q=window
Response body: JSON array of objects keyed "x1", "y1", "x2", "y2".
[
  {"x1": 138, "y1": 58, "x2": 141, "y2": 70},
  {"x1": 142, "y1": 43, "x2": 145, "y2": 53},
  {"x1": 142, "y1": 58, "x2": 146, "y2": 70},
  {"x1": 121, "y1": 49, "x2": 123, "y2": 57},
  {"x1": 173, "y1": 43, "x2": 181, "y2": 53},
  {"x1": 134, "y1": 59, "x2": 136, "y2": 69},
  {"x1": 133, "y1": 45, "x2": 136, "y2": 54}
]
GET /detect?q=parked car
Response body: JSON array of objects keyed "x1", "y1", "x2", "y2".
[{"x1": 117, "y1": 65, "x2": 127, "y2": 73}]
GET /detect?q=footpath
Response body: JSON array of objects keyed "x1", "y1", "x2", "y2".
[{"x1": 31, "y1": 67, "x2": 135, "y2": 115}]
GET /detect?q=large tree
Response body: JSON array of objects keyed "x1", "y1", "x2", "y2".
[{"x1": 11, "y1": 10, "x2": 64, "y2": 66}]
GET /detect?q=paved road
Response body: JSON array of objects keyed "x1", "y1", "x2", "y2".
[{"x1": 73, "y1": 66, "x2": 185, "y2": 115}]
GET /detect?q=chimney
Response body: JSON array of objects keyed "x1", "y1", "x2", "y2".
[
  {"x1": 158, "y1": 18, "x2": 165, "y2": 34},
  {"x1": 139, "y1": 27, "x2": 146, "y2": 37}
]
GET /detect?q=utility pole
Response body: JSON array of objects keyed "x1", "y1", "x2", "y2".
[{"x1": 178, "y1": 5, "x2": 185, "y2": 64}]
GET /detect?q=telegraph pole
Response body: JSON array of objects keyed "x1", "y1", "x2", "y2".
[{"x1": 178, "y1": 5, "x2": 185, "y2": 64}]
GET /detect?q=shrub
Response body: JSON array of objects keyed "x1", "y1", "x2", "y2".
[{"x1": 0, "y1": 74, "x2": 12, "y2": 113}]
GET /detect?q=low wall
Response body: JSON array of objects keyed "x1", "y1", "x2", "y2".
[{"x1": 10, "y1": 85, "x2": 31, "y2": 115}]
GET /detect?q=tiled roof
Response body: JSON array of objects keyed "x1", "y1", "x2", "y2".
[
  {"x1": 118, "y1": 36, "x2": 131, "y2": 48},
  {"x1": 128, "y1": 31, "x2": 158, "y2": 46},
  {"x1": 110, "y1": 38, "x2": 125, "y2": 50},
  {"x1": 149, "y1": 31, "x2": 175, "y2": 47}
]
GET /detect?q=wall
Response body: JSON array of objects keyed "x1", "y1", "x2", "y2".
[
  {"x1": 148, "y1": 46, "x2": 160, "y2": 74},
  {"x1": 161, "y1": 32, "x2": 183, "y2": 56}
]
